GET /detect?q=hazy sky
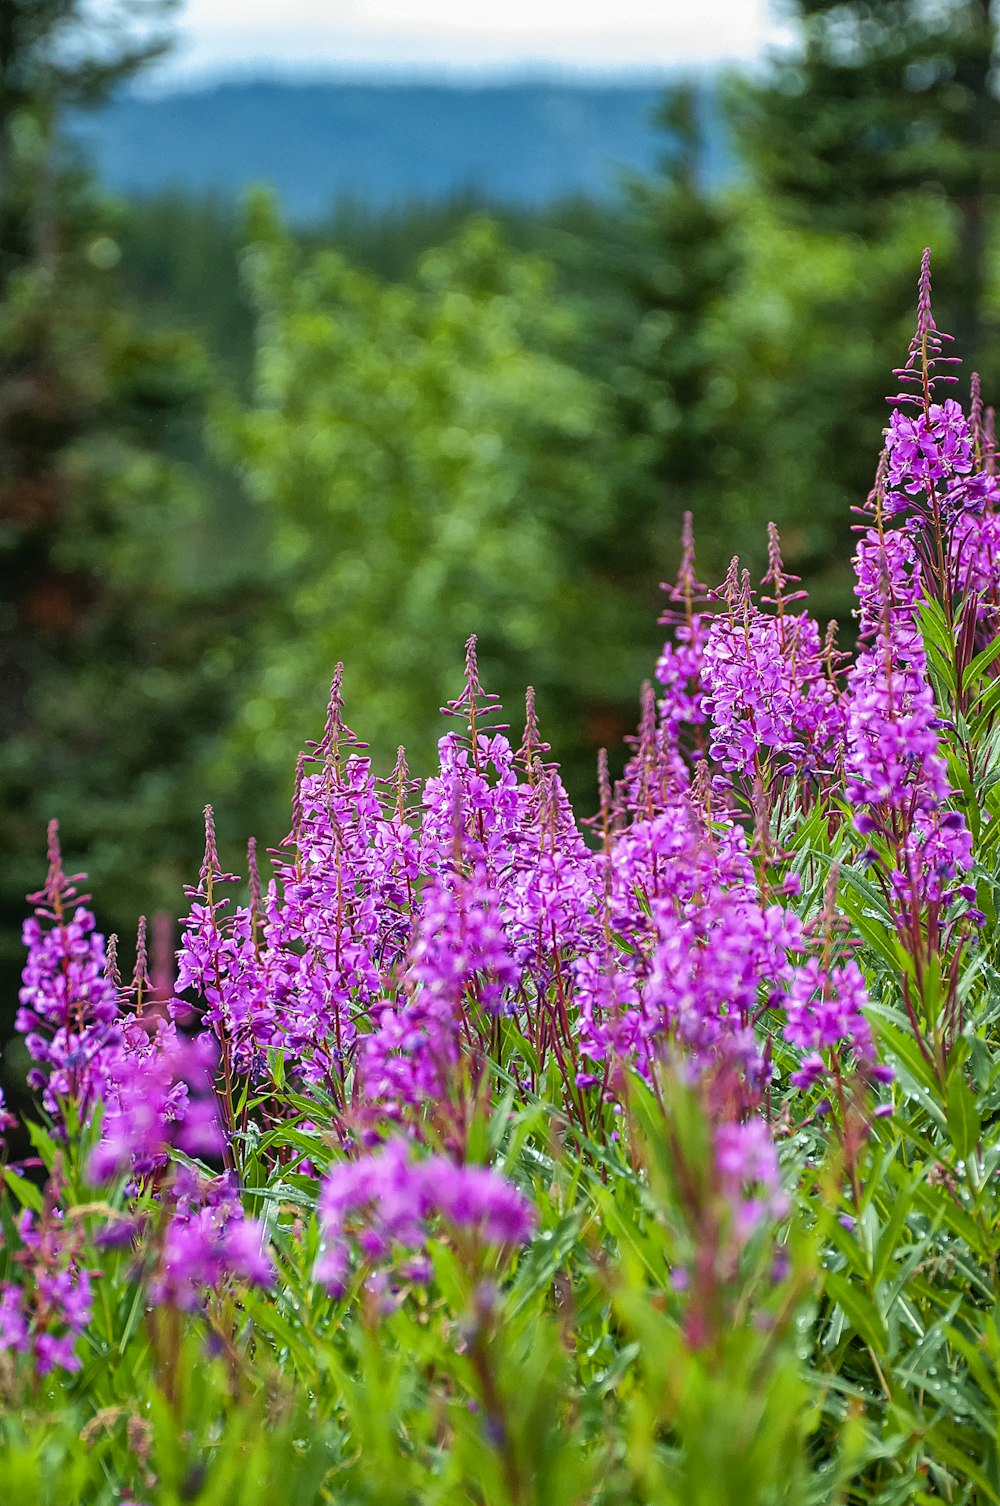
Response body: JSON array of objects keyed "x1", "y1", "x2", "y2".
[{"x1": 159, "y1": 0, "x2": 785, "y2": 80}]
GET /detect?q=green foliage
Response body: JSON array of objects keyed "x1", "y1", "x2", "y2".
[
  {"x1": 554, "y1": 93, "x2": 984, "y2": 627},
  {"x1": 0, "y1": 0, "x2": 259, "y2": 1008},
  {"x1": 215, "y1": 196, "x2": 651, "y2": 794},
  {"x1": 114, "y1": 192, "x2": 256, "y2": 384},
  {"x1": 0, "y1": 1067, "x2": 838, "y2": 1505},
  {"x1": 729, "y1": 0, "x2": 1000, "y2": 361},
  {"x1": 0, "y1": 181, "x2": 253, "y2": 977}
]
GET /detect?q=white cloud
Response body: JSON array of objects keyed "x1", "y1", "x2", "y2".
[{"x1": 160, "y1": 0, "x2": 783, "y2": 80}]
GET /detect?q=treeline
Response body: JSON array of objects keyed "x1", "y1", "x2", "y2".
[
  {"x1": 2, "y1": 0, "x2": 999, "y2": 1022},
  {"x1": 73, "y1": 78, "x2": 687, "y2": 214}
]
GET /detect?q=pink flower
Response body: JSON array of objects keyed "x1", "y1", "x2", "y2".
[{"x1": 316, "y1": 1140, "x2": 535, "y2": 1294}]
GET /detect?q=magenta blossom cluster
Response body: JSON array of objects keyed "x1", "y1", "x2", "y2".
[
  {"x1": 839, "y1": 262, "x2": 992, "y2": 916},
  {"x1": 17, "y1": 822, "x2": 121, "y2": 1123},
  {"x1": 316, "y1": 1138, "x2": 536, "y2": 1295},
  {"x1": 701, "y1": 567, "x2": 843, "y2": 782},
  {"x1": 783, "y1": 958, "x2": 889, "y2": 1091},
  {"x1": 0, "y1": 1202, "x2": 94, "y2": 1375},
  {"x1": 90, "y1": 1026, "x2": 225, "y2": 1185},
  {"x1": 845, "y1": 635, "x2": 951, "y2": 813},
  {"x1": 714, "y1": 1118, "x2": 789, "y2": 1242},
  {"x1": 884, "y1": 399, "x2": 975, "y2": 518},
  {"x1": 158, "y1": 616, "x2": 879, "y2": 1136},
  {"x1": 149, "y1": 1168, "x2": 273, "y2": 1312}
]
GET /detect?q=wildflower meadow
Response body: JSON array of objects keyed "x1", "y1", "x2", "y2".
[{"x1": 5, "y1": 252, "x2": 1000, "y2": 1504}]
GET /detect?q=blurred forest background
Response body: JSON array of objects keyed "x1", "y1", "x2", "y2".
[{"x1": 2, "y1": 0, "x2": 999, "y2": 1041}]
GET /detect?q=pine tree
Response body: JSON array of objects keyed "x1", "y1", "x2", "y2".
[
  {"x1": 0, "y1": 0, "x2": 181, "y2": 741},
  {"x1": 562, "y1": 83, "x2": 743, "y2": 597},
  {"x1": 0, "y1": 1, "x2": 249, "y2": 997},
  {"x1": 607, "y1": 85, "x2": 740, "y2": 550},
  {"x1": 0, "y1": 2, "x2": 176, "y2": 282},
  {"x1": 731, "y1": 0, "x2": 1000, "y2": 362}
]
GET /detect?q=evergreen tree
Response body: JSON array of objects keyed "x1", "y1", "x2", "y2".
[
  {"x1": 557, "y1": 84, "x2": 744, "y2": 596},
  {"x1": 731, "y1": 0, "x2": 1000, "y2": 362},
  {"x1": 561, "y1": 75, "x2": 961, "y2": 624},
  {"x1": 604, "y1": 86, "x2": 740, "y2": 568},
  {"x1": 0, "y1": 1, "x2": 176, "y2": 287},
  {"x1": 0, "y1": 0, "x2": 248, "y2": 998},
  {"x1": 0, "y1": 0, "x2": 182, "y2": 765}
]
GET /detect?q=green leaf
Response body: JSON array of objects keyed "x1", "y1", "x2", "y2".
[
  {"x1": 966, "y1": 631, "x2": 1000, "y2": 689},
  {"x1": 3, "y1": 1168, "x2": 43, "y2": 1215},
  {"x1": 24, "y1": 1119, "x2": 60, "y2": 1173},
  {"x1": 946, "y1": 1071, "x2": 982, "y2": 1163},
  {"x1": 824, "y1": 1269, "x2": 889, "y2": 1355}
]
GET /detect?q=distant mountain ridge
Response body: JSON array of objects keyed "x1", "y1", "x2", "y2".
[{"x1": 74, "y1": 77, "x2": 727, "y2": 219}]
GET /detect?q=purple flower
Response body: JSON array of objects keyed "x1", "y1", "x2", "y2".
[
  {"x1": 852, "y1": 526, "x2": 921, "y2": 644},
  {"x1": 714, "y1": 1118, "x2": 789, "y2": 1241},
  {"x1": 783, "y1": 958, "x2": 874, "y2": 1076},
  {"x1": 316, "y1": 1140, "x2": 535, "y2": 1294},
  {"x1": 656, "y1": 616, "x2": 708, "y2": 734},
  {"x1": 647, "y1": 893, "x2": 802, "y2": 1068},
  {"x1": 885, "y1": 400, "x2": 974, "y2": 501},
  {"x1": 150, "y1": 1169, "x2": 273, "y2": 1311},
  {"x1": 174, "y1": 808, "x2": 276, "y2": 1072},
  {"x1": 0, "y1": 1202, "x2": 94, "y2": 1375},
  {"x1": 656, "y1": 509, "x2": 709, "y2": 734},
  {"x1": 252, "y1": 683, "x2": 422, "y2": 1089},
  {"x1": 90, "y1": 1026, "x2": 224, "y2": 1185},
  {"x1": 892, "y1": 806, "x2": 974, "y2": 910},
  {"x1": 16, "y1": 822, "x2": 122, "y2": 1125},
  {"x1": 950, "y1": 507, "x2": 1000, "y2": 610},
  {"x1": 0, "y1": 1286, "x2": 28, "y2": 1356},
  {"x1": 789, "y1": 1052, "x2": 826, "y2": 1092},
  {"x1": 845, "y1": 633, "x2": 952, "y2": 811},
  {"x1": 702, "y1": 600, "x2": 844, "y2": 781}
]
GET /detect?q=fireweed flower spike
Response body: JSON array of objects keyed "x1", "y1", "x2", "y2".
[
  {"x1": 842, "y1": 265, "x2": 984, "y2": 924},
  {"x1": 174, "y1": 806, "x2": 274, "y2": 1077},
  {"x1": 90, "y1": 1028, "x2": 225, "y2": 1185},
  {"x1": 315, "y1": 1139, "x2": 536, "y2": 1296},
  {"x1": 701, "y1": 538, "x2": 844, "y2": 785},
  {"x1": 17, "y1": 820, "x2": 122, "y2": 1125},
  {"x1": 891, "y1": 247, "x2": 961, "y2": 415},
  {"x1": 148, "y1": 1167, "x2": 273, "y2": 1313},
  {"x1": 844, "y1": 599, "x2": 975, "y2": 924},
  {"x1": 89, "y1": 1031, "x2": 273, "y2": 1312},
  {"x1": 714, "y1": 1118, "x2": 789, "y2": 1243},
  {"x1": 0, "y1": 1175, "x2": 95, "y2": 1375},
  {"x1": 656, "y1": 510, "x2": 709, "y2": 741},
  {"x1": 262, "y1": 673, "x2": 421, "y2": 1093},
  {"x1": 784, "y1": 959, "x2": 875, "y2": 1085},
  {"x1": 132, "y1": 916, "x2": 150, "y2": 1015},
  {"x1": 880, "y1": 256, "x2": 1000, "y2": 628}
]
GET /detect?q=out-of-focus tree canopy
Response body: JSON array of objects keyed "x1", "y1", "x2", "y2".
[
  {"x1": 0, "y1": 0, "x2": 250, "y2": 983},
  {"x1": 731, "y1": 0, "x2": 1000, "y2": 359},
  {"x1": 215, "y1": 199, "x2": 655, "y2": 794}
]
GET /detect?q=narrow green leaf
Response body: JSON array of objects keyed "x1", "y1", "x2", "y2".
[
  {"x1": 946, "y1": 1071, "x2": 982, "y2": 1162},
  {"x1": 824, "y1": 1269, "x2": 888, "y2": 1355},
  {"x1": 3, "y1": 1168, "x2": 43, "y2": 1215},
  {"x1": 967, "y1": 632, "x2": 1000, "y2": 689}
]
